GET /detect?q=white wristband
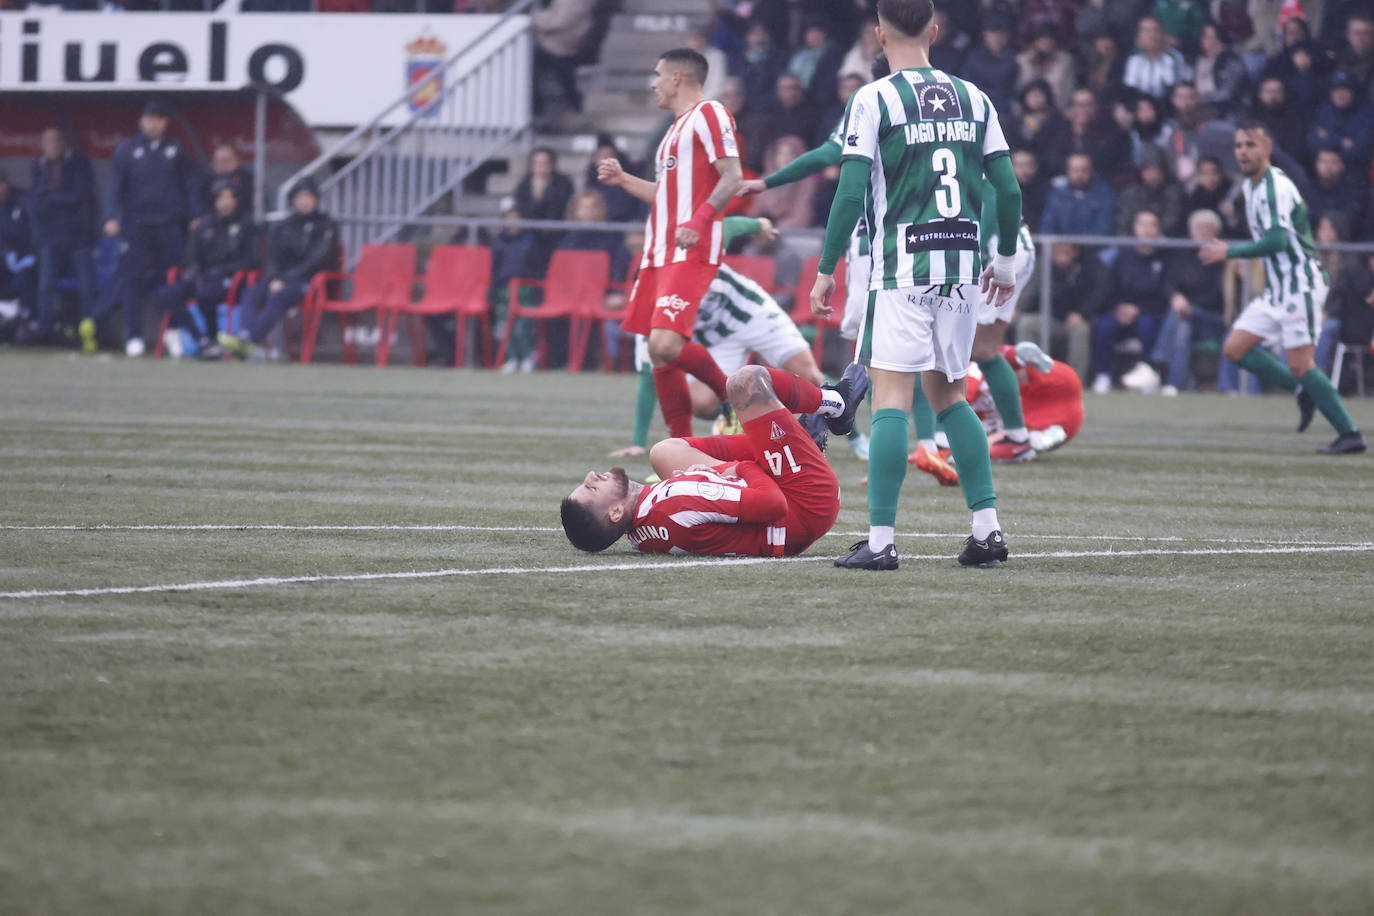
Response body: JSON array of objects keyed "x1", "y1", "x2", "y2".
[{"x1": 991, "y1": 253, "x2": 1016, "y2": 285}]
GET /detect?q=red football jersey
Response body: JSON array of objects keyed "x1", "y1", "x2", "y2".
[
  {"x1": 1022, "y1": 361, "x2": 1085, "y2": 441},
  {"x1": 641, "y1": 99, "x2": 740, "y2": 270},
  {"x1": 627, "y1": 463, "x2": 787, "y2": 557}
]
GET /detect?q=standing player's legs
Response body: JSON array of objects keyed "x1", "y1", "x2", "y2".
[
  {"x1": 633, "y1": 264, "x2": 731, "y2": 437},
  {"x1": 971, "y1": 243, "x2": 1036, "y2": 461},
  {"x1": 840, "y1": 286, "x2": 1006, "y2": 569},
  {"x1": 1223, "y1": 291, "x2": 1364, "y2": 452}
]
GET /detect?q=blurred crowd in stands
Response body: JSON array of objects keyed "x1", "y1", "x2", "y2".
[{"x1": 2, "y1": 0, "x2": 1372, "y2": 390}]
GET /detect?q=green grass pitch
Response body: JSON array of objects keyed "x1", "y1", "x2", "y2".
[{"x1": 1, "y1": 351, "x2": 1372, "y2": 915}]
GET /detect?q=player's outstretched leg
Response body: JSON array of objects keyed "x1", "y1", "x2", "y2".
[
  {"x1": 649, "y1": 329, "x2": 731, "y2": 438},
  {"x1": 974, "y1": 320, "x2": 1034, "y2": 464},
  {"x1": 1297, "y1": 367, "x2": 1365, "y2": 453}
]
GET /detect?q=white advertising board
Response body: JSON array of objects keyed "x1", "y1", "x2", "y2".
[{"x1": 0, "y1": 10, "x2": 530, "y2": 128}]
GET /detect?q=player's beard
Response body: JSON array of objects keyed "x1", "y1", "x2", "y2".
[{"x1": 607, "y1": 467, "x2": 630, "y2": 498}]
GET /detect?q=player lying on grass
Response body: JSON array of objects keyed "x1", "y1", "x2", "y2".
[
  {"x1": 610, "y1": 215, "x2": 825, "y2": 457},
  {"x1": 562, "y1": 363, "x2": 868, "y2": 557},
  {"x1": 913, "y1": 341, "x2": 1085, "y2": 487}
]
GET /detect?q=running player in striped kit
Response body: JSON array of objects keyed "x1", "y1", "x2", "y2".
[
  {"x1": 597, "y1": 48, "x2": 742, "y2": 439},
  {"x1": 810, "y1": 0, "x2": 1025, "y2": 569},
  {"x1": 1200, "y1": 122, "x2": 1366, "y2": 455}
]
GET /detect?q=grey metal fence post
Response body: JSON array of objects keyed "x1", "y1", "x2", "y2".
[{"x1": 1039, "y1": 236, "x2": 1052, "y2": 353}]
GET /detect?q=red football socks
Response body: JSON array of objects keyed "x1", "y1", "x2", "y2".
[
  {"x1": 670, "y1": 341, "x2": 729, "y2": 403},
  {"x1": 765, "y1": 368, "x2": 823, "y2": 414},
  {"x1": 653, "y1": 365, "x2": 695, "y2": 437}
]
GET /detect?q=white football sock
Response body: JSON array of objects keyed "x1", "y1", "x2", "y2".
[
  {"x1": 868, "y1": 525, "x2": 895, "y2": 551},
  {"x1": 918, "y1": 438, "x2": 938, "y2": 453},
  {"x1": 1003, "y1": 426, "x2": 1029, "y2": 444},
  {"x1": 934, "y1": 431, "x2": 950, "y2": 450},
  {"x1": 818, "y1": 389, "x2": 845, "y2": 418},
  {"x1": 971, "y1": 508, "x2": 1000, "y2": 541}
]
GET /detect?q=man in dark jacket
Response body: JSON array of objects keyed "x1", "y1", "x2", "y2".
[
  {"x1": 221, "y1": 177, "x2": 338, "y2": 357},
  {"x1": 960, "y1": 13, "x2": 1019, "y2": 121},
  {"x1": 1150, "y1": 208, "x2": 1227, "y2": 392},
  {"x1": 1307, "y1": 71, "x2": 1374, "y2": 170},
  {"x1": 0, "y1": 172, "x2": 37, "y2": 331},
  {"x1": 85, "y1": 100, "x2": 200, "y2": 356},
  {"x1": 29, "y1": 128, "x2": 97, "y2": 341},
  {"x1": 1092, "y1": 208, "x2": 1169, "y2": 392},
  {"x1": 198, "y1": 144, "x2": 255, "y2": 221},
  {"x1": 1016, "y1": 240, "x2": 1108, "y2": 380},
  {"x1": 1040, "y1": 152, "x2": 1118, "y2": 237},
  {"x1": 156, "y1": 181, "x2": 257, "y2": 359}
]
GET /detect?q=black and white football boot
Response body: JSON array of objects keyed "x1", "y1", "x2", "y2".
[
  {"x1": 825, "y1": 362, "x2": 870, "y2": 436},
  {"x1": 957, "y1": 530, "x2": 1009, "y2": 567},
  {"x1": 1317, "y1": 431, "x2": 1367, "y2": 454},
  {"x1": 834, "y1": 540, "x2": 899, "y2": 570}
]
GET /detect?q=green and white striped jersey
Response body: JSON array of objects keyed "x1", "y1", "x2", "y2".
[
  {"x1": 1242, "y1": 166, "x2": 1324, "y2": 296},
  {"x1": 826, "y1": 118, "x2": 872, "y2": 257},
  {"x1": 840, "y1": 68, "x2": 1010, "y2": 289},
  {"x1": 693, "y1": 264, "x2": 772, "y2": 348}
]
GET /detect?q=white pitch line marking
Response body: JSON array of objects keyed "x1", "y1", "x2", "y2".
[
  {"x1": 1, "y1": 545, "x2": 1371, "y2": 601},
  {"x1": 0, "y1": 524, "x2": 1361, "y2": 549}
]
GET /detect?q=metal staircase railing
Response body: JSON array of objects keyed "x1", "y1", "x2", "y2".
[{"x1": 276, "y1": 0, "x2": 535, "y2": 265}]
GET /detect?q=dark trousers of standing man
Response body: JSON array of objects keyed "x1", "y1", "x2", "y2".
[
  {"x1": 92, "y1": 221, "x2": 184, "y2": 342},
  {"x1": 237, "y1": 277, "x2": 308, "y2": 345},
  {"x1": 36, "y1": 244, "x2": 96, "y2": 334}
]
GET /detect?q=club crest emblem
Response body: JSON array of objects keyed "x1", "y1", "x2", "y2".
[
  {"x1": 770, "y1": 422, "x2": 787, "y2": 442},
  {"x1": 916, "y1": 83, "x2": 962, "y2": 120},
  {"x1": 406, "y1": 32, "x2": 449, "y2": 117}
]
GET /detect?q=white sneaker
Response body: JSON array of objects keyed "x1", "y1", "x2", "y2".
[
  {"x1": 1160, "y1": 384, "x2": 1180, "y2": 397},
  {"x1": 1092, "y1": 373, "x2": 1111, "y2": 394},
  {"x1": 1028, "y1": 424, "x2": 1068, "y2": 453},
  {"x1": 500, "y1": 358, "x2": 519, "y2": 374},
  {"x1": 1121, "y1": 360, "x2": 1160, "y2": 394},
  {"x1": 1014, "y1": 340, "x2": 1053, "y2": 373},
  {"x1": 518, "y1": 354, "x2": 536, "y2": 373},
  {"x1": 125, "y1": 337, "x2": 145, "y2": 357}
]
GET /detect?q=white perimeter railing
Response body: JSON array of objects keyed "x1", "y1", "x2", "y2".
[{"x1": 276, "y1": 1, "x2": 534, "y2": 264}]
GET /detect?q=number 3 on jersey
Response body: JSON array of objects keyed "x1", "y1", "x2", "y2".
[
  {"x1": 764, "y1": 446, "x2": 802, "y2": 476},
  {"x1": 933, "y1": 149, "x2": 960, "y2": 218}
]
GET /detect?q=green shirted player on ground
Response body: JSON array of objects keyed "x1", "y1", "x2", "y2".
[
  {"x1": 809, "y1": 0, "x2": 1025, "y2": 569},
  {"x1": 1199, "y1": 122, "x2": 1366, "y2": 455}
]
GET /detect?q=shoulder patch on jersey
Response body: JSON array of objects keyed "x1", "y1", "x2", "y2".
[{"x1": 916, "y1": 82, "x2": 963, "y2": 121}]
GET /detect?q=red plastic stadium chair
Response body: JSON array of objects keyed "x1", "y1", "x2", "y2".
[
  {"x1": 378, "y1": 244, "x2": 493, "y2": 368},
  {"x1": 791, "y1": 256, "x2": 848, "y2": 363},
  {"x1": 723, "y1": 254, "x2": 776, "y2": 294},
  {"x1": 153, "y1": 267, "x2": 253, "y2": 359},
  {"x1": 300, "y1": 243, "x2": 412, "y2": 366},
  {"x1": 496, "y1": 249, "x2": 612, "y2": 371}
]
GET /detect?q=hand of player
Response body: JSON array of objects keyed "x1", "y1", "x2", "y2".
[
  {"x1": 675, "y1": 226, "x2": 700, "y2": 250},
  {"x1": 608, "y1": 445, "x2": 647, "y2": 458},
  {"x1": 1199, "y1": 239, "x2": 1228, "y2": 264},
  {"x1": 810, "y1": 273, "x2": 836, "y2": 318},
  {"x1": 979, "y1": 263, "x2": 1015, "y2": 308},
  {"x1": 737, "y1": 178, "x2": 766, "y2": 197},
  {"x1": 596, "y1": 157, "x2": 625, "y2": 187},
  {"x1": 756, "y1": 217, "x2": 778, "y2": 244}
]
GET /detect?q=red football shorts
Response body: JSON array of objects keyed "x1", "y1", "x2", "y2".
[
  {"x1": 685, "y1": 408, "x2": 841, "y2": 556},
  {"x1": 623, "y1": 262, "x2": 718, "y2": 337}
]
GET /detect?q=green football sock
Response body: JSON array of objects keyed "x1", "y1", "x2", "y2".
[
  {"x1": 939, "y1": 401, "x2": 997, "y2": 511},
  {"x1": 631, "y1": 366, "x2": 656, "y2": 449},
  {"x1": 911, "y1": 384, "x2": 938, "y2": 444},
  {"x1": 977, "y1": 354, "x2": 1026, "y2": 432},
  {"x1": 1235, "y1": 348, "x2": 1297, "y2": 393},
  {"x1": 1298, "y1": 368, "x2": 1358, "y2": 436},
  {"x1": 868, "y1": 408, "x2": 909, "y2": 527}
]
